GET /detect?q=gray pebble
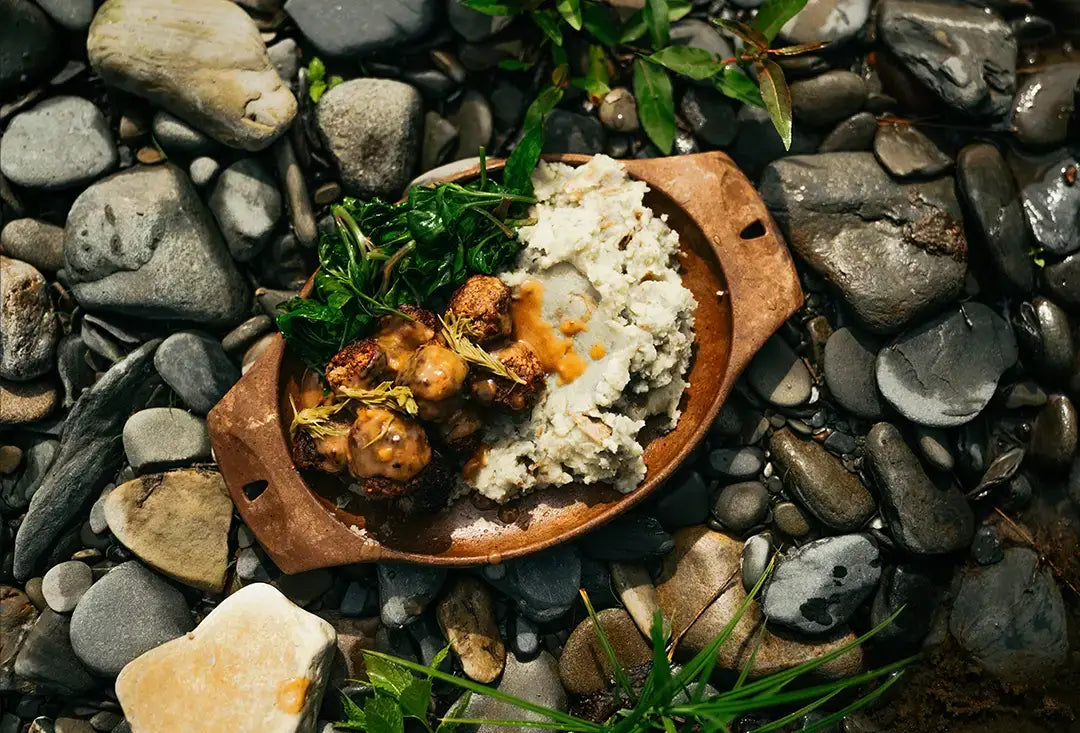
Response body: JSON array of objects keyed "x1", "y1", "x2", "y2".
[
  {"x1": 746, "y1": 335, "x2": 811, "y2": 407},
  {"x1": 122, "y1": 408, "x2": 212, "y2": 474},
  {"x1": 41, "y1": 561, "x2": 93, "y2": 613}
]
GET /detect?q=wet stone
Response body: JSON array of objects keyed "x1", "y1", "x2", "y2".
[
  {"x1": 741, "y1": 533, "x2": 773, "y2": 592},
  {"x1": 823, "y1": 327, "x2": 887, "y2": 420},
  {"x1": 1029, "y1": 395, "x2": 1078, "y2": 470},
  {"x1": 1012, "y1": 63, "x2": 1080, "y2": 149},
  {"x1": 914, "y1": 426, "x2": 955, "y2": 472},
  {"x1": 780, "y1": 0, "x2": 871, "y2": 44},
  {"x1": 711, "y1": 482, "x2": 769, "y2": 534},
  {"x1": 970, "y1": 525, "x2": 1003, "y2": 565},
  {"x1": 773, "y1": 501, "x2": 812, "y2": 538},
  {"x1": 1020, "y1": 297, "x2": 1076, "y2": 380},
  {"x1": 680, "y1": 87, "x2": 737, "y2": 147},
  {"x1": 869, "y1": 564, "x2": 941, "y2": 649},
  {"x1": 542, "y1": 110, "x2": 605, "y2": 155},
  {"x1": 579, "y1": 514, "x2": 673, "y2": 561},
  {"x1": 818, "y1": 112, "x2": 879, "y2": 153},
  {"x1": 790, "y1": 71, "x2": 867, "y2": 128},
  {"x1": 873, "y1": 123, "x2": 951, "y2": 179},
  {"x1": 1043, "y1": 253, "x2": 1080, "y2": 311},
  {"x1": 746, "y1": 335, "x2": 812, "y2": 407},
  {"x1": 1021, "y1": 155, "x2": 1080, "y2": 256},
  {"x1": 706, "y1": 447, "x2": 764, "y2": 481}
]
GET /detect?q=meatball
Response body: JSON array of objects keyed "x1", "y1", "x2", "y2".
[
  {"x1": 437, "y1": 405, "x2": 484, "y2": 454},
  {"x1": 469, "y1": 341, "x2": 546, "y2": 411},
  {"x1": 399, "y1": 343, "x2": 469, "y2": 402},
  {"x1": 390, "y1": 455, "x2": 456, "y2": 511},
  {"x1": 292, "y1": 423, "x2": 350, "y2": 474},
  {"x1": 347, "y1": 407, "x2": 431, "y2": 482},
  {"x1": 375, "y1": 305, "x2": 439, "y2": 373},
  {"x1": 326, "y1": 339, "x2": 389, "y2": 394},
  {"x1": 447, "y1": 275, "x2": 513, "y2": 345}
]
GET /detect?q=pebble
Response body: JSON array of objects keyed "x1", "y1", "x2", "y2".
[
  {"x1": 317, "y1": 79, "x2": 422, "y2": 199},
  {"x1": 377, "y1": 563, "x2": 446, "y2": 627},
  {"x1": 578, "y1": 514, "x2": 673, "y2": 561},
  {"x1": 1020, "y1": 155, "x2": 1080, "y2": 256},
  {"x1": 0, "y1": 445, "x2": 22, "y2": 474},
  {"x1": 876, "y1": 303, "x2": 1017, "y2": 427},
  {"x1": 0, "y1": 218, "x2": 65, "y2": 273},
  {"x1": 610, "y1": 562, "x2": 665, "y2": 639},
  {"x1": 780, "y1": 0, "x2": 870, "y2": 44},
  {"x1": 496, "y1": 545, "x2": 581, "y2": 622},
  {"x1": 267, "y1": 38, "x2": 299, "y2": 85},
  {"x1": 1029, "y1": 395, "x2": 1078, "y2": 470},
  {"x1": 0, "y1": 377, "x2": 59, "y2": 425},
  {"x1": 1043, "y1": 253, "x2": 1080, "y2": 311},
  {"x1": 746, "y1": 335, "x2": 812, "y2": 407},
  {"x1": 543, "y1": 110, "x2": 605, "y2": 155},
  {"x1": 706, "y1": 447, "x2": 764, "y2": 481},
  {"x1": 448, "y1": 90, "x2": 493, "y2": 161},
  {"x1": 154, "y1": 332, "x2": 240, "y2": 415},
  {"x1": 770, "y1": 429, "x2": 876, "y2": 531},
  {"x1": 1021, "y1": 297, "x2": 1076, "y2": 378},
  {"x1": 150, "y1": 111, "x2": 216, "y2": 156},
  {"x1": 422, "y1": 111, "x2": 459, "y2": 172},
  {"x1": 711, "y1": 482, "x2": 769, "y2": 533},
  {"x1": 235, "y1": 547, "x2": 273, "y2": 583},
  {"x1": 36, "y1": 0, "x2": 94, "y2": 31},
  {"x1": 122, "y1": 408, "x2": 212, "y2": 475},
  {"x1": 105, "y1": 470, "x2": 233, "y2": 592},
  {"x1": 669, "y1": 19, "x2": 732, "y2": 58},
  {"x1": 970, "y1": 525, "x2": 1003, "y2": 565},
  {"x1": 337, "y1": 581, "x2": 369, "y2": 617},
  {"x1": 772, "y1": 501, "x2": 812, "y2": 538},
  {"x1": 275, "y1": 569, "x2": 333, "y2": 607},
  {"x1": 599, "y1": 88, "x2": 639, "y2": 133},
  {"x1": 0, "y1": 97, "x2": 117, "y2": 190},
  {"x1": 873, "y1": 123, "x2": 951, "y2": 179},
  {"x1": 14, "y1": 609, "x2": 96, "y2": 695},
  {"x1": 5, "y1": 437, "x2": 57, "y2": 512},
  {"x1": 55, "y1": 335, "x2": 93, "y2": 408},
  {"x1": 818, "y1": 111, "x2": 878, "y2": 153},
  {"x1": 822, "y1": 328, "x2": 886, "y2": 419},
  {"x1": 762, "y1": 534, "x2": 881, "y2": 635},
  {"x1": 285, "y1": 0, "x2": 438, "y2": 56},
  {"x1": 64, "y1": 165, "x2": 251, "y2": 326},
  {"x1": 949, "y1": 548, "x2": 1067, "y2": 680},
  {"x1": 509, "y1": 614, "x2": 540, "y2": 661},
  {"x1": 436, "y1": 576, "x2": 505, "y2": 683},
  {"x1": 88, "y1": 0, "x2": 296, "y2": 151},
  {"x1": 208, "y1": 158, "x2": 283, "y2": 262},
  {"x1": 448, "y1": 0, "x2": 511, "y2": 41},
  {"x1": 0, "y1": 0, "x2": 58, "y2": 92},
  {"x1": 0, "y1": 257, "x2": 58, "y2": 382},
  {"x1": 41, "y1": 561, "x2": 93, "y2": 614},
  {"x1": 241, "y1": 332, "x2": 277, "y2": 373},
  {"x1": 558, "y1": 609, "x2": 651, "y2": 695},
  {"x1": 273, "y1": 136, "x2": 318, "y2": 249},
  {"x1": 655, "y1": 471, "x2": 710, "y2": 528},
  {"x1": 760, "y1": 152, "x2": 966, "y2": 333},
  {"x1": 790, "y1": 71, "x2": 867, "y2": 128},
  {"x1": 115, "y1": 583, "x2": 335, "y2": 732},
  {"x1": 913, "y1": 427, "x2": 955, "y2": 472},
  {"x1": 864, "y1": 422, "x2": 974, "y2": 554},
  {"x1": 956, "y1": 143, "x2": 1035, "y2": 293},
  {"x1": 1003, "y1": 380, "x2": 1047, "y2": 409},
  {"x1": 741, "y1": 533, "x2": 773, "y2": 592},
  {"x1": 679, "y1": 86, "x2": 736, "y2": 147},
  {"x1": 463, "y1": 652, "x2": 567, "y2": 733},
  {"x1": 869, "y1": 564, "x2": 941, "y2": 649},
  {"x1": 1012, "y1": 63, "x2": 1080, "y2": 149}
]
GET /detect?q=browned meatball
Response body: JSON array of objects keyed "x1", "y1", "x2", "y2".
[
  {"x1": 469, "y1": 341, "x2": 546, "y2": 411},
  {"x1": 447, "y1": 275, "x2": 512, "y2": 345},
  {"x1": 375, "y1": 305, "x2": 439, "y2": 373},
  {"x1": 399, "y1": 342, "x2": 469, "y2": 403},
  {"x1": 292, "y1": 424, "x2": 351, "y2": 474},
  {"x1": 437, "y1": 405, "x2": 485, "y2": 454},
  {"x1": 347, "y1": 407, "x2": 431, "y2": 482},
  {"x1": 326, "y1": 339, "x2": 389, "y2": 394},
  {"x1": 391, "y1": 455, "x2": 456, "y2": 512}
]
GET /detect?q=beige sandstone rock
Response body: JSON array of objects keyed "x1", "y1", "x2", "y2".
[
  {"x1": 436, "y1": 576, "x2": 505, "y2": 683},
  {"x1": 116, "y1": 583, "x2": 336, "y2": 733}
]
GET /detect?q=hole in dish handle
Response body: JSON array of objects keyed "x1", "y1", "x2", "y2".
[
  {"x1": 242, "y1": 480, "x2": 269, "y2": 501},
  {"x1": 739, "y1": 219, "x2": 766, "y2": 240}
]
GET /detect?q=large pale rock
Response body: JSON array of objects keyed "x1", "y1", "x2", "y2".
[
  {"x1": 435, "y1": 576, "x2": 504, "y2": 683},
  {"x1": 87, "y1": 0, "x2": 296, "y2": 151},
  {"x1": 104, "y1": 470, "x2": 232, "y2": 592},
  {"x1": 116, "y1": 583, "x2": 336, "y2": 733}
]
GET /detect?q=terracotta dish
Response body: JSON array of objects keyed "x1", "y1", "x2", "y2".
[{"x1": 207, "y1": 152, "x2": 803, "y2": 573}]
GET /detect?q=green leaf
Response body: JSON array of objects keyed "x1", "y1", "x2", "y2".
[
  {"x1": 503, "y1": 84, "x2": 563, "y2": 195},
  {"x1": 632, "y1": 58, "x2": 675, "y2": 154},
  {"x1": 768, "y1": 41, "x2": 828, "y2": 56},
  {"x1": 363, "y1": 696, "x2": 405, "y2": 733},
  {"x1": 334, "y1": 691, "x2": 367, "y2": 730},
  {"x1": 574, "y1": 44, "x2": 611, "y2": 103},
  {"x1": 307, "y1": 56, "x2": 326, "y2": 83},
  {"x1": 712, "y1": 18, "x2": 768, "y2": 50},
  {"x1": 668, "y1": 0, "x2": 693, "y2": 21},
  {"x1": 463, "y1": 0, "x2": 520, "y2": 15},
  {"x1": 755, "y1": 59, "x2": 792, "y2": 149},
  {"x1": 436, "y1": 691, "x2": 472, "y2": 733},
  {"x1": 398, "y1": 678, "x2": 432, "y2": 721},
  {"x1": 621, "y1": 1, "x2": 690, "y2": 43},
  {"x1": 751, "y1": 0, "x2": 809, "y2": 42},
  {"x1": 582, "y1": 3, "x2": 622, "y2": 45},
  {"x1": 430, "y1": 643, "x2": 452, "y2": 672},
  {"x1": 309, "y1": 79, "x2": 328, "y2": 103},
  {"x1": 498, "y1": 58, "x2": 534, "y2": 71},
  {"x1": 643, "y1": 0, "x2": 670, "y2": 48},
  {"x1": 713, "y1": 65, "x2": 763, "y2": 107},
  {"x1": 363, "y1": 652, "x2": 416, "y2": 698},
  {"x1": 647, "y1": 45, "x2": 723, "y2": 80},
  {"x1": 531, "y1": 9, "x2": 563, "y2": 45},
  {"x1": 328, "y1": 74, "x2": 344, "y2": 88},
  {"x1": 556, "y1": 0, "x2": 582, "y2": 30}
]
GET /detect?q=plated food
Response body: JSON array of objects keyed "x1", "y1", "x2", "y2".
[{"x1": 282, "y1": 155, "x2": 696, "y2": 511}]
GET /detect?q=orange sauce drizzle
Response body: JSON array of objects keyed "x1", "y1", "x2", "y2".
[
  {"x1": 511, "y1": 279, "x2": 586, "y2": 383},
  {"x1": 589, "y1": 343, "x2": 607, "y2": 360}
]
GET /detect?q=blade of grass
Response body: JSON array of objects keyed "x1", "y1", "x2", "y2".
[
  {"x1": 746, "y1": 687, "x2": 845, "y2": 732},
  {"x1": 442, "y1": 719, "x2": 593, "y2": 730},
  {"x1": 732, "y1": 623, "x2": 766, "y2": 691},
  {"x1": 580, "y1": 589, "x2": 635, "y2": 703},
  {"x1": 794, "y1": 671, "x2": 905, "y2": 733}
]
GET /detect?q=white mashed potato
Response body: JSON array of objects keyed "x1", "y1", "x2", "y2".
[{"x1": 468, "y1": 155, "x2": 697, "y2": 502}]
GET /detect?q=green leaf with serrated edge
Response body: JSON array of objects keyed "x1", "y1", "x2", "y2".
[
  {"x1": 363, "y1": 652, "x2": 415, "y2": 697},
  {"x1": 334, "y1": 690, "x2": 367, "y2": 730},
  {"x1": 398, "y1": 678, "x2": 432, "y2": 721},
  {"x1": 430, "y1": 643, "x2": 452, "y2": 672},
  {"x1": 756, "y1": 58, "x2": 792, "y2": 149},
  {"x1": 648, "y1": 45, "x2": 723, "y2": 80},
  {"x1": 308, "y1": 56, "x2": 326, "y2": 82},
  {"x1": 556, "y1": 0, "x2": 582, "y2": 30},
  {"x1": 643, "y1": 0, "x2": 670, "y2": 48},
  {"x1": 531, "y1": 9, "x2": 563, "y2": 45},
  {"x1": 712, "y1": 18, "x2": 768, "y2": 50},
  {"x1": 363, "y1": 696, "x2": 405, "y2": 733},
  {"x1": 632, "y1": 58, "x2": 675, "y2": 154},
  {"x1": 713, "y1": 65, "x2": 763, "y2": 107},
  {"x1": 436, "y1": 691, "x2": 471, "y2": 733},
  {"x1": 751, "y1": 0, "x2": 809, "y2": 42},
  {"x1": 503, "y1": 84, "x2": 563, "y2": 195},
  {"x1": 463, "y1": 0, "x2": 520, "y2": 15}
]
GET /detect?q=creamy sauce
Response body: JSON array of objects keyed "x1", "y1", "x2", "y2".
[
  {"x1": 376, "y1": 316, "x2": 435, "y2": 373},
  {"x1": 589, "y1": 343, "x2": 607, "y2": 360},
  {"x1": 511, "y1": 279, "x2": 586, "y2": 383},
  {"x1": 314, "y1": 432, "x2": 350, "y2": 472},
  {"x1": 348, "y1": 408, "x2": 430, "y2": 481},
  {"x1": 276, "y1": 677, "x2": 310, "y2": 714},
  {"x1": 559, "y1": 318, "x2": 588, "y2": 336},
  {"x1": 298, "y1": 369, "x2": 327, "y2": 409},
  {"x1": 400, "y1": 344, "x2": 468, "y2": 402},
  {"x1": 462, "y1": 445, "x2": 489, "y2": 484}
]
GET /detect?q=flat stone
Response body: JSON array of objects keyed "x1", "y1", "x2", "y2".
[
  {"x1": 122, "y1": 409, "x2": 212, "y2": 474},
  {"x1": 64, "y1": 165, "x2": 250, "y2": 326},
  {"x1": 0, "y1": 219, "x2": 65, "y2": 273},
  {"x1": 14, "y1": 609, "x2": 96, "y2": 695},
  {"x1": 864, "y1": 422, "x2": 975, "y2": 554},
  {"x1": 1021, "y1": 155, "x2": 1080, "y2": 255},
  {"x1": 0, "y1": 0, "x2": 59, "y2": 92},
  {"x1": 914, "y1": 426, "x2": 955, "y2": 471},
  {"x1": 285, "y1": 0, "x2": 438, "y2": 57},
  {"x1": 558, "y1": 609, "x2": 650, "y2": 695},
  {"x1": 88, "y1": 0, "x2": 296, "y2": 150},
  {"x1": 509, "y1": 614, "x2": 540, "y2": 661},
  {"x1": 377, "y1": 564, "x2": 446, "y2": 628},
  {"x1": 760, "y1": 152, "x2": 966, "y2": 333},
  {"x1": 274, "y1": 570, "x2": 333, "y2": 608},
  {"x1": 579, "y1": 514, "x2": 673, "y2": 561},
  {"x1": 448, "y1": 91, "x2": 493, "y2": 162},
  {"x1": 823, "y1": 327, "x2": 888, "y2": 419},
  {"x1": 654, "y1": 470, "x2": 710, "y2": 528},
  {"x1": 41, "y1": 561, "x2": 93, "y2": 614},
  {"x1": 669, "y1": 18, "x2": 733, "y2": 58},
  {"x1": 790, "y1": 71, "x2": 867, "y2": 128},
  {"x1": 0, "y1": 257, "x2": 58, "y2": 382},
  {"x1": 875, "y1": 303, "x2": 1017, "y2": 427},
  {"x1": 761, "y1": 534, "x2": 881, "y2": 635},
  {"x1": 780, "y1": 0, "x2": 870, "y2": 44},
  {"x1": 35, "y1": 0, "x2": 94, "y2": 31},
  {"x1": 746, "y1": 335, "x2": 812, "y2": 407},
  {"x1": 711, "y1": 481, "x2": 769, "y2": 533},
  {"x1": 873, "y1": 123, "x2": 951, "y2": 179},
  {"x1": 104, "y1": 470, "x2": 232, "y2": 592},
  {"x1": 268, "y1": 38, "x2": 299, "y2": 85},
  {"x1": 316, "y1": 79, "x2": 422, "y2": 199},
  {"x1": 0, "y1": 96, "x2": 116, "y2": 190},
  {"x1": 707, "y1": 447, "x2": 764, "y2": 481},
  {"x1": 949, "y1": 548, "x2": 1067, "y2": 680},
  {"x1": 150, "y1": 111, "x2": 216, "y2": 156},
  {"x1": 0, "y1": 378, "x2": 58, "y2": 425},
  {"x1": 14, "y1": 341, "x2": 160, "y2": 580},
  {"x1": 818, "y1": 111, "x2": 879, "y2": 153},
  {"x1": 436, "y1": 576, "x2": 504, "y2": 683},
  {"x1": 116, "y1": 583, "x2": 336, "y2": 733},
  {"x1": 1012, "y1": 63, "x2": 1080, "y2": 149},
  {"x1": 741, "y1": 533, "x2": 773, "y2": 592},
  {"x1": 878, "y1": 0, "x2": 1016, "y2": 118},
  {"x1": 463, "y1": 652, "x2": 567, "y2": 733},
  {"x1": 209, "y1": 158, "x2": 282, "y2": 261},
  {"x1": 1029, "y1": 395, "x2": 1078, "y2": 470},
  {"x1": 490, "y1": 545, "x2": 581, "y2": 623},
  {"x1": 154, "y1": 332, "x2": 240, "y2": 415},
  {"x1": 770, "y1": 429, "x2": 876, "y2": 531},
  {"x1": 610, "y1": 562, "x2": 665, "y2": 640},
  {"x1": 222, "y1": 315, "x2": 273, "y2": 355}
]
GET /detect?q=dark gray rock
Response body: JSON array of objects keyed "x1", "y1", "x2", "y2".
[
  {"x1": 1022, "y1": 155, "x2": 1080, "y2": 256},
  {"x1": 746, "y1": 335, "x2": 812, "y2": 407},
  {"x1": 63, "y1": 165, "x2": 251, "y2": 326},
  {"x1": 1029, "y1": 395, "x2": 1078, "y2": 470},
  {"x1": 949, "y1": 548, "x2": 1068, "y2": 680},
  {"x1": 0, "y1": 97, "x2": 117, "y2": 190},
  {"x1": 864, "y1": 422, "x2": 975, "y2": 554},
  {"x1": 579, "y1": 514, "x2": 673, "y2": 561},
  {"x1": 970, "y1": 525, "x2": 1003, "y2": 565},
  {"x1": 711, "y1": 481, "x2": 769, "y2": 533},
  {"x1": 448, "y1": 91, "x2": 493, "y2": 161},
  {"x1": 0, "y1": 219, "x2": 65, "y2": 273},
  {"x1": 486, "y1": 545, "x2": 581, "y2": 623},
  {"x1": 267, "y1": 38, "x2": 299, "y2": 85},
  {"x1": 770, "y1": 429, "x2": 876, "y2": 531},
  {"x1": 70, "y1": 562, "x2": 193, "y2": 677},
  {"x1": 154, "y1": 332, "x2": 240, "y2": 415},
  {"x1": 706, "y1": 447, "x2": 763, "y2": 481},
  {"x1": 378, "y1": 563, "x2": 446, "y2": 627},
  {"x1": 448, "y1": 0, "x2": 511, "y2": 41},
  {"x1": 13, "y1": 610, "x2": 96, "y2": 695},
  {"x1": 790, "y1": 71, "x2": 867, "y2": 128},
  {"x1": 956, "y1": 143, "x2": 1035, "y2": 293},
  {"x1": 13, "y1": 341, "x2": 160, "y2": 580},
  {"x1": 680, "y1": 87, "x2": 737, "y2": 147},
  {"x1": 285, "y1": 0, "x2": 438, "y2": 57},
  {"x1": 55, "y1": 335, "x2": 93, "y2": 409},
  {"x1": 208, "y1": 158, "x2": 282, "y2": 262},
  {"x1": 760, "y1": 152, "x2": 967, "y2": 333},
  {"x1": 869, "y1": 564, "x2": 941, "y2": 648},
  {"x1": 730, "y1": 105, "x2": 821, "y2": 182},
  {"x1": 150, "y1": 111, "x2": 216, "y2": 156},
  {"x1": 873, "y1": 123, "x2": 951, "y2": 179},
  {"x1": 780, "y1": 0, "x2": 871, "y2": 44},
  {"x1": 1069, "y1": 456, "x2": 1080, "y2": 505},
  {"x1": 1012, "y1": 63, "x2": 1080, "y2": 149},
  {"x1": 0, "y1": 257, "x2": 58, "y2": 382},
  {"x1": 741, "y1": 533, "x2": 773, "y2": 592},
  {"x1": 2, "y1": 436, "x2": 56, "y2": 512},
  {"x1": 823, "y1": 327, "x2": 888, "y2": 419},
  {"x1": 221, "y1": 315, "x2": 273, "y2": 355},
  {"x1": 121, "y1": 408, "x2": 212, "y2": 474},
  {"x1": 35, "y1": 0, "x2": 94, "y2": 32},
  {"x1": 1044, "y1": 253, "x2": 1080, "y2": 310},
  {"x1": 818, "y1": 112, "x2": 878, "y2": 153},
  {"x1": 762, "y1": 534, "x2": 881, "y2": 634},
  {"x1": 1018, "y1": 297, "x2": 1076, "y2": 379},
  {"x1": 463, "y1": 652, "x2": 567, "y2": 733},
  {"x1": 317, "y1": 79, "x2": 423, "y2": 199},
  {"x1": 878, "y1": 0, "x2": 1016, "y2": 118},
  {"x1": 599, "y1": 88, "x2": 639, "y2": 134},
  {"x1": 0, "y1": 0, "x2": 58, "y2": 92},
  {"x1": 543, "y1": 111, "x2": 605, "y2": 155},
  {"x1": 875, "y1": 304, "x2": 1017, "y2": 427},
  {"x1": 655, "y1": 471, "x2": 710, "y2": 528}
]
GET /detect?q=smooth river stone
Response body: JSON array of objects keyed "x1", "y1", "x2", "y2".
[{"x1": 116, "y1": 583, "x2": 337, "y2": 733}]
